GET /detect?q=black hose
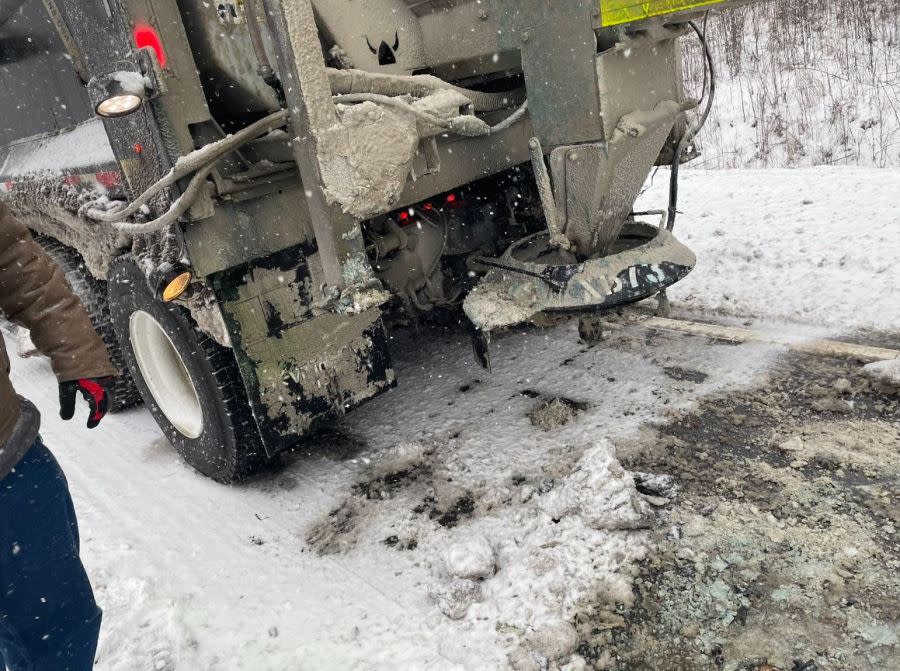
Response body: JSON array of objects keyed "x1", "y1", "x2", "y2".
[
  {"x1": 667, "y1": 14, "x2": 716, "y2": 232},
  {"x1": 243, "y1": 0, "x2": 285, "y2": 105}
]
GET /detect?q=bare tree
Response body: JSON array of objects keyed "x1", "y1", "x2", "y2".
[{"x1": 683, "y1": 0, "x2": 900, "y2": 168}]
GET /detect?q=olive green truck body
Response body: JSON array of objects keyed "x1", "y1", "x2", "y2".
[{"x1": 0, "y1": 0, "x2": 762, "y2": 480}]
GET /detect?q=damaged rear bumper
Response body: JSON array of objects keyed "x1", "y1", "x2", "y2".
[{"x1": 463, "y1": 222, "x2": 695, "y2": 331}]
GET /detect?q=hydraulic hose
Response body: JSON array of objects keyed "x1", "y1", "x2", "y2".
[
  {"x1": 327, "y1": 68, "x2": 525, "y2": 113},
  {"x1": 332, "y1": 95, "x2": 528, "y2": 137},
  {"x1": 490, "y1": 101, "x2": 529, "y2": 134},
  {"x1": 242, "y1": 0, "x2": 275, "y2": 81},
  {"x1": 667, "y1": 16, "x2": 716, "y2": 232},
  {"x1": 88, "y1": 110, "x2": 288, "y2": 227},
  {"x1": 242, "y1": 0, "x2": 284, "y2": 103},
  {"x1": 332, "y1": 93, "x2": 451, "y2": 128},
  {"x1": 111, "y1": 162, "x2": 217, "y2": 235},
  {"x1": 96, "y1": 69, "x2": 523, "y2": 232}
]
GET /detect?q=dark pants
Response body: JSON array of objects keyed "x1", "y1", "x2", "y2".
[{"x1": 0, "y1": 440, "x2": 101, "y2": 671}]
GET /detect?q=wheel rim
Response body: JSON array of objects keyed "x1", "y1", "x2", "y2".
[{"x1": 129, "y1": 310, "x2": 204, "y2": 439}]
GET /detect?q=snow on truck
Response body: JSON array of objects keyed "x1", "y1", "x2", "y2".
[{"x1": 0, "y1": 0, "x2": 758, "y2": 481}]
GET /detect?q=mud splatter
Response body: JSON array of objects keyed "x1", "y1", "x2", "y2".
[
  {"x1": 305, "y1": 500, "x2": 361, "y2": 555},
  {"x1": 528, "y1": 396, "x2": 591, "y2": 431},
  {"x1": 594, "y1": 349, "x2": 900, "y2": 671}
]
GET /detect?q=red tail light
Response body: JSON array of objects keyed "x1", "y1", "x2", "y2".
[{"x1": 134, "y1": 24, "x2": 167, "y2": 68}]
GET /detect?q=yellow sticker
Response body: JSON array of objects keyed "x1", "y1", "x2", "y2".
[{"x1": 600, "y1": 0, "x2": 725, "y2": 27}]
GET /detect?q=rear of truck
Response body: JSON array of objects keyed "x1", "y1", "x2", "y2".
[{"x1": 0, "y1": 0, "x2": 757, "y2": 480}]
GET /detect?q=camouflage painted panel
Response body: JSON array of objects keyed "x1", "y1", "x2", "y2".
[{"x1": 211, "y1": 245, "x2": 395, "y2": 455}]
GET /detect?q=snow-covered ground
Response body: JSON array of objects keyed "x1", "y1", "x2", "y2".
[
  {"x1": 5, "y1": 167, "x2": 898, "y2": 670},
  {"x1": 637, "y1": 167, "x2": 900, "y2": 331},
  {"x1": 685, "y1": 2, "x2": 900, "y2": 168}
]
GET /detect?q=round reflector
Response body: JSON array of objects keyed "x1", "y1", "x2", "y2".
[
  {"x1": 96, "y1": 94, "x2": 143, "y2": 118},
  {"x1": 162, "y1": 271, "x2": 193, "y2": 302}
]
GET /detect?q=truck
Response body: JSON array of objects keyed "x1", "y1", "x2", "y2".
[{"x1": 0, "y1": 0, "x2": 755, "y2": 481}]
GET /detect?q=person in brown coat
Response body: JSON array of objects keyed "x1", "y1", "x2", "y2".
[{"x1": 0, "y1": 200, "x2": 118, "y2": 671}]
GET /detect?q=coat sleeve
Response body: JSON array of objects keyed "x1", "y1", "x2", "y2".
[{"x1": 0, "y1": 202, "x2": 117, "y2": 382}]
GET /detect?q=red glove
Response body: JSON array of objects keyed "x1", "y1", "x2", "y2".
[{"x1": 59, "y1": 377, "x2": 113, "y2": 429}]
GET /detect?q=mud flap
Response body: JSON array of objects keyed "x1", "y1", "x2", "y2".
[
  {"x1": 463, "y1": 222, "x2": 695, "y2": 332},
  {"x1": 210, "y1": 245, "x2": 395, "y2": 455}
]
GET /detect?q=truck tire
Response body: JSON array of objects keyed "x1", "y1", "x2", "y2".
[
  {"x1": 35, "y1": 237, "x2": 142, "y2": 412},
  {"x1": 106, "y1": 256, "x2": 270, "y2": 482}
]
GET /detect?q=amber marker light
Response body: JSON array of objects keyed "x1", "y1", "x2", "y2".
[{"x1": 161, "y1": 270, "x2": 193, "y2": 302}]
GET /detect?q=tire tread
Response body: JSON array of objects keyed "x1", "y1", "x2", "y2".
[
  {"x1": 34, "y1": 237, "x2": 143, "y2": 412},
  {"x1": 106, "y1": 255, "x2": 268, "y2": 482}
]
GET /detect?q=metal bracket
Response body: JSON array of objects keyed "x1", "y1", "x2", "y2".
[
  {"x1": 493, "y1": 0, "x2": 604, "y2": 148},
  {"x1": 469, "y1": 321, "x2": 492, "y2": 371},
  {"x1": 260, "y1": 0, "x2": 381, "y2": 296},
  {"x1": 528, "y1": 137, "x2": 572, "y2": 252}
]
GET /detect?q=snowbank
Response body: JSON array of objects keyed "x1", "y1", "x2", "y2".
[{"x1": 636, "y1": 166, "x2": 900, "y2": 332}]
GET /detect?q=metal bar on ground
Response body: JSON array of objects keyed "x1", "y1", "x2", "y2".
[{"x1": 638, "y1": 316, "x2": 900, "y2": 363}]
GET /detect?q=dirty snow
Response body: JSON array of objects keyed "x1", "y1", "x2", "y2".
[
  {"x1": 3, "y1": 167, "x2": 898, "y2": 669},
  {"x1": 542, "y1": 442, "x2": 650, "y2": 531},
  {"x1": 863, "y1": 358, "x2": 900, "y2": 390},
  {"x1": 3, "y1": 310, "x2": 787, "y2": 670},
  {"x1": 606, "y1": 348, "x2": 900, "y2": 670},
  {"x1": 444, "y1": 536, "x2": 496, "y2": 581},
  {"x1": 0, "y1": 119, "x2": 116, "y2": 178}
]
